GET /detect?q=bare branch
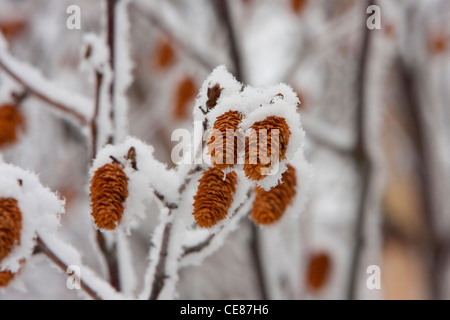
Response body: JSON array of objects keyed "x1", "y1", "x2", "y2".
[{"x1": 0, "y1": 55, "x2": 90, "y2": 126}]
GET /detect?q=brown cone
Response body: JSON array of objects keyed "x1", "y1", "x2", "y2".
[
  {"x1": 244, "y1": 116, "x2": 290, "y2": 181},
  {"x1": 0, "y1": 269, "x2": 16, "y2": 287},
  {"x1": 174, "y1": 77, "x2": 197, "y2": 120},
  {"x1": 306, "y1": 252, "x2": 331, "y2": 291},
  {"x1": 0, "y1": 104, "x2": 25, "y2": 148},
  {"x1": 154, "y1": 38, "x2": 176, "y2": 70},
  {"x1": 251, "y1": 164, "x2": 297, "y2": 225},
  {"x1": 0, "y1": 198, "x2": 22, "y2": 263},
  {"x1": 90, "y1": 163, "x2": 128, "y2": 230},
  {"x1": 193, "y1": 168, "x2": 238, "y2": 228},
  {"x1": 207, "y1": 110, "x2": 243, "y2": 169}
]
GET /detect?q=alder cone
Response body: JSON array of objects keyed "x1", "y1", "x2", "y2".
[
  {"x1": 90, "y1": 163, "x2": 128, "y2": 230},
  {"x1": 244, "y1": 116, "x2": 290, "y2": 181},
  {"x1": 207, "y1": 110, "x2": 243, "y2": 169},
  {"x1": 193, "y1": 168, "x2": 238, "y2": 228},
  {"x1": 291, "y1": 0, "x2": 308, "y2": 14},
  {"x1": 0, "y1": 104, "x2": 25, "y2": 148},
  {"x1": 154, "y1": 38, "x2": 175, "y2": 70},
  {"x1": 174, "y1": 77, "x2": 196, "y2": 120},
  {"x1": 251, "y1": 164, "x2": 296, "y2": 225},
  {"x1": 0, "y1": 269, "x2": 15, "y2": 287},
  {"x1": 306, "y1": 252, "x2": 331, "y2": 291},
  {"x1": 0, "y1": 198, "x2": 22, "y2": 263}
]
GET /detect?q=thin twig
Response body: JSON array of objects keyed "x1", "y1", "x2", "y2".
[
  {"x1": 96, "y1": 231, "x2": 120, "y2": 291},
  {"x1": 107, "y1": 0, "x2": 117, "y2": 135},
  {"x1": 149, "y1": 220, "x2": 172, "y2": 300},
  {"x1": 347, "y1": 0, "x2": 374, "y2": 300},
  {"x1": 214, "y1": 0, "x2": 243, "y2": 82},
  {"x1": 36, "y1": 236, "x2": 102, "y2": 300},
  {"x1": 130, "y1": 1, "x2": 216, "y2": 72},
  {"x1": 90, "y1": 71, "x2": 103, "y2": 160}
]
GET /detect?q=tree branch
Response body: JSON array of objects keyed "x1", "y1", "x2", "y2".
[
  {"x1": 36, "y1": 236, "x2": 102, "y2": 300},
  {"x1": 347, "y1": 0, "x2": 374, "y2": 300},
  {"x1": 149, "y1": 220, "x2": 172, "y2": 300},
  {"x1": 399, "y1": 59, "x2": 443, "y2": 300},
  {"x1": 0, "y1": 52, "x2": 90, "y2": 126}
]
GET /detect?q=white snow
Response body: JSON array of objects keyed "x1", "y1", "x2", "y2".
[
  {"x1": 38, "y1": 233, "x2": 125, "y2": 300},
  {"x1": 0, "y1": 162, "x2": 64, "y2": 273}
]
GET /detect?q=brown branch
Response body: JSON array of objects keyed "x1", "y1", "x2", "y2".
[
  {"x1": 36, "y1": 236, "x2": 102, "y2": 300},
  {"x1": 107, "y1": 0, "x2": 117, "y2": 137},
  {"x1": 96, "y1": 231, "x2": 120, "y2": 291},
  {"x1": 182, "y1": 234, "x2": 215, "y2": 257},
  {"x1": 399, "y1": 59, "x2": 443, "y2": 300},
  {"x1": 347, "y1": 0, "x2": 374, "y2": 300},
  {"x1": 0, "y1": 58, "x2": 88, "y2": 126},
  {"x1": 90, "y1": 71, "x2": 103, "y2": 160},
  {"x1": 214, "y1": 0, "x2": 243, "y2": 82},
  {"x1": 149, "y1": 220, "x2": 172, "y2": 300}
]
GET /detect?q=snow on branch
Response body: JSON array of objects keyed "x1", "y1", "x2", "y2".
[{"x1": 0, "y1": 33, "x2": 93, "y2": 126}]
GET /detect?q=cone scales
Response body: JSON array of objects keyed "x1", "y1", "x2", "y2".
[
  {"x1": 90, "y1": 163, "x2": 128, "y2": 230},
  {"x1": 244, "y1": 116, "x2": 290, "y2": 181},
  {"x1": 207, "y1": 110, "x2": 243, "y2": 169},
  {"x1": 251, "y1": 164, "x2": 296, "y2": 225},
  {"x1": 193, "y1": 168, "x2": 238, "y2": 228},
  {"x1": 0, "y1": 198, "x2": 22, "y2": 263}
]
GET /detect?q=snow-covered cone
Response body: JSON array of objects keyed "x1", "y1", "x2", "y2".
[
  {"x1": 207, "y1": 110, "x2": 243, "y2": 169},
  {"x1": 244, "y1": 116, "x2": 291, "y2": 181},
  {"x1": 0, "y1": 104, "x2": 25, "y2": 148},
  {"x1": 90, "y1": 163, "x2": 129, "y2": 230},
  {"x1": 251, "y1": 164, "x2": 296, "y2": 225},
  {"x1": 306, "y1": 252, "x2": 331, "y2": 292},
  {"x1": 0, "y1": 198, "x2": 22, "y2": 263},
  {"x1": 193, "y1": 168, "x2": 237, "y2": 228}
]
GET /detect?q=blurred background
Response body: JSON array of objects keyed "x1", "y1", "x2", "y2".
[{"x1": 0, "y1": 0, "x2": 449, "y2": 299}]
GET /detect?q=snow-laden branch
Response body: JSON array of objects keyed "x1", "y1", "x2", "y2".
[
  {"x1": 180, "y1": 189, "x2": 253, "y2": 267},
  {"x1": 37, "y1": 234, "x2": 124, "y2": 300},
  {"x1": 131, "y1": 0, "x2": 219, "y2": 71},
  {"x1": 0, "y1": 33, "x2": 93, "y2": 126}
]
